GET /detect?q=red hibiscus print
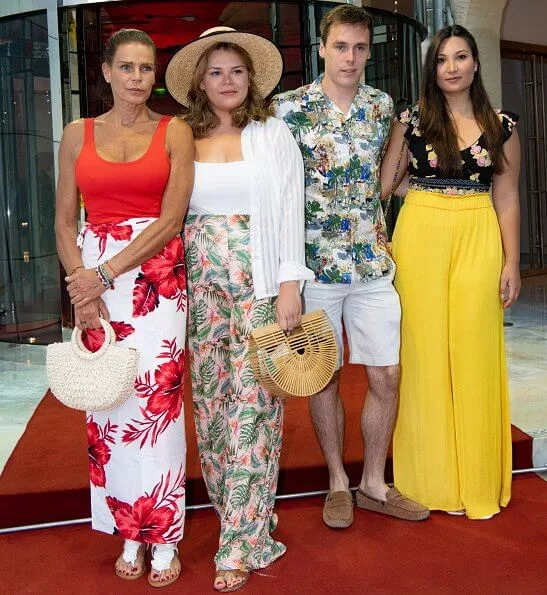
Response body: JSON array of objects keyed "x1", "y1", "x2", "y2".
[
  {"x1": 87, "y1": 418, "x2": 117, "y2": 488},
  {"x1": 107, "y1": 495, "x2": 174, "y2": 542},
  {"x1": 132, "y1": 273, "x2": 160, "y2": 318},
  {"x1": 123, "y1": 338, "x2": 184, "y2": 448},
  {"x1": 82, "y1": 321, "x2": 135, "y2": 353},
  {"x1": 89, "y1": 222, "x2": 133, "y2": 259},
  {"x1": 147, "y1": 353, "x2": 185, "y2": 422},
  {"x1": 135, "y1": 236, "x2": 186, "y2": 313},
  {"x1": 141, "y1": 237, "x2": 186, "y2": 300},
  {"x1": 105, "y1": 467, "x2": 185, "y2": 543}
]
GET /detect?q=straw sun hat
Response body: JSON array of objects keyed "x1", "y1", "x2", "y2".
[{"x1": 165, "y1": 26, "x2": 283, "y2": 106}]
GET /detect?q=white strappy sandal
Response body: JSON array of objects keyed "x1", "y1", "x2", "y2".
[
  {"x1": 148, "y1": 543, "x2": 181, "y2": 588},
  {"x1": 114, "y1": 539, "x2": 147, "y2": 580}
]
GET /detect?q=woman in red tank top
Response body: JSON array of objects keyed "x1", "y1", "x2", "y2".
[{"x1": 55, "y1": 29, "x2": 194, "y2": 587}]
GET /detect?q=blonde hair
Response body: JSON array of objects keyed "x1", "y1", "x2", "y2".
[{"x1": 184, "y1": 42, "x2": 269, "y2": 138}]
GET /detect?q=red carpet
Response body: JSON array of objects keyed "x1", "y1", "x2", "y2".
[
  {"x1": 0, "y1": 358, "x2": 533, "y2": 529},
  {"x1": 0, "y1": 475, "x2": 545, "y2": 593}
]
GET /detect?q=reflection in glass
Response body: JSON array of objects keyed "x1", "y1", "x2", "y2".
[{"x1": 0, "y1": 11, "x2": 61, "y2": 344}]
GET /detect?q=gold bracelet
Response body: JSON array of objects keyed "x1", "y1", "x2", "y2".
[
  {"x1": 104, "y1": 260, "x2": 118, "y2": 279},
  {"x1": 70, "y1": 265, "x2": 84, "y2": 275}
]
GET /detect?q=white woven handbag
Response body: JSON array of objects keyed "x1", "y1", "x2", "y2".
[{"x1": 46, "y1": 318, "x2": 140, "y2": 411}]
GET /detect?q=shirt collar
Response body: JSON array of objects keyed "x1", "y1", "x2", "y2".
[{"x1": 307, "y1": 74, "x2": 371, "y2": 118}]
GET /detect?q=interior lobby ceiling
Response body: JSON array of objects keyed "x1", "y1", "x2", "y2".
[
  {"x1": 95, "y1": 1, "x2": 301, "y2": 80},
  {"x1": 98, "y1": 1, "x2": 296, "y2": 50}
]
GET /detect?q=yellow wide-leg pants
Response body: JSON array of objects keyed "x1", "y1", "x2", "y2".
[{"x1": 392, "y1": 190, "x2": 512, "y2": 519}]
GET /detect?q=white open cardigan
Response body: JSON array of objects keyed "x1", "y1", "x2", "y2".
[{"x1": 240, "y1": 117, "x2": 314, "y2": 299}]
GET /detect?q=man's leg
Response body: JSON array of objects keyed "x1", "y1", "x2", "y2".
[
  {"x1": 343, "y1": 275, "x2": 429, "y2": 520},
  {"x1": 359, "y1": 364, "x2": 399, "y2": 499},
  {"x1": 304, "y1": 282, "x2": 353, "y2": 528},
  {"x1": 309, "y1": 370, "x2": 349, "y2": 493},
  {"x1": 356, "y1": 363, "x2": 428, "y2": 519}
]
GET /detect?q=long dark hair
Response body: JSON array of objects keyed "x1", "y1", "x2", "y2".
[
  {"x1": 419, "y1": 25, "x2": 505, "y2": 176},
  {"x1": 185, "y1": 42, "x2": 268, "y2": 139},
  {"x1": 98, "y1": 28, "x2": 156, "y2": 103}
]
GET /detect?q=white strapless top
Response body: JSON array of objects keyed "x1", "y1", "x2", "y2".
[{"x1": 188, "y1": 160, "x2": 252, "y2": 215}]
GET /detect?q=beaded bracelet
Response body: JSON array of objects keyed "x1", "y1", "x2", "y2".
[
  {"x1": 100, "y1": 262, "x2": 114, "y2": 285},
  {"x1": 95, "y1": 264, "x2": 113, "y2": 290},
  {"x1": 95, "y1": 266, "x2": 109, "y2": 289},
  {"x1": 101, "y1": 263, "x2": 114, "y2": 286},
  {"x1": 99, "y1": 266, "x2": 112, "y2": 288}
]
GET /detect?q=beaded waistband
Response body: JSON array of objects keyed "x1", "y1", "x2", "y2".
[{"x1": 409, "y1": 177, "x2": 490, "y2": 196}]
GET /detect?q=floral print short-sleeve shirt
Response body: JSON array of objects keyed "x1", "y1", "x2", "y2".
[
  {"x1": 272, "y1": 76, "x2": 394, "y2": 284},
  {"x1": 399, "y1": 105, "x2": 519, "y2": 195}
]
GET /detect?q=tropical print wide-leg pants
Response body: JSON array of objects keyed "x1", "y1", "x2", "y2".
[
  {"x1": 184, "y1": 214, "x2": 286, "y2": 571},
  {"x1": 80, "y1": 217, "x2": 187, "y2": 544}
]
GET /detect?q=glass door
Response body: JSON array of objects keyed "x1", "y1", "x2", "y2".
[
  {"x1": 0, "y1": 10, "x2": 61, "y2": 344},
  {"x1": 502, "y1": 49, "x2": 547, "y2": 273}
]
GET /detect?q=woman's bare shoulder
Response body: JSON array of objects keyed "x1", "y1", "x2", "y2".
[
  {"x1": 166, "y1": 116, "x2": 194, "y2": 143},
  {"x1": 60, "y1": 119, "x2": 86, "y2": 156},
  {"x1": 63, "y1": 118, "x2": 85, "y2": 137}
]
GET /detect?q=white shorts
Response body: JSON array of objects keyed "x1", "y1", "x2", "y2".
[{"x1": 303, "y1": 273, "x2": 401, "y2": 368}]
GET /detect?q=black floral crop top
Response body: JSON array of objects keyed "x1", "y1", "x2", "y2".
[{"x1": 398, "y1": 106, "x2": 518, "y2": 195}]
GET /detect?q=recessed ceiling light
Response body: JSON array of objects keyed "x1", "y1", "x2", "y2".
[{"x1": 181, "y1": 15, "x2": 197, "y2": 22}]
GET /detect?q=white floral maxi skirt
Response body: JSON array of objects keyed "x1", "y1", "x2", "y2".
[{"x1": 79, "y1": 217, "x2": 187, "y2": 544}]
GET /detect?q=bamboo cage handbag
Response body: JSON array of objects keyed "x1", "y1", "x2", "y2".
[{"x1": 248, "y1": 309, "x2": 338, "y2": 397}]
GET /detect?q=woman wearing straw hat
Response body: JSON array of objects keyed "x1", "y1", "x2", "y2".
[{"x1": 166, "y1": 27, "x2": 313, "y2": 592}]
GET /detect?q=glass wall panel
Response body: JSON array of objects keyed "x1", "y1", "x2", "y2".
[
  {"x1": 0, "y1": 10, "x2": 61, "y2": 344},
  {"x1": 502, "y1": 53, "x2": 547, "y2": 271}
]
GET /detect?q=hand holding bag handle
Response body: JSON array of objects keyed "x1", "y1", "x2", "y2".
[
  {"x1": 72, "y1": 317, "x2": 116, "y2": 359},
  {"x1": 248, "y1": 310, "x2": 337, "y2": 398}
]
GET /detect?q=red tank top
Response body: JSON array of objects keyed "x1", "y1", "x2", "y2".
[{"x1": 75, "y1": 116, "x2": 172, "y2": 224}]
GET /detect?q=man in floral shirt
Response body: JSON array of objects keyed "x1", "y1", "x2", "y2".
[{"x1": 272, "y1": 4, "x2": 429, "y2": 528}]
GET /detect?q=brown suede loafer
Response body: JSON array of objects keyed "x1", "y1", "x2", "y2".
[
  {"x1": 355, "y1": 487, "x2": 430, "y2": 521},
  {"x1": 323, "y1": 490, "x2": 354, "y2": 529}
]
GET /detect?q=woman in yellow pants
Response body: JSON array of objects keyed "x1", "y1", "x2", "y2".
[{"x1": 381, "y1": 25, "x2": 521, "y2": 519}]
